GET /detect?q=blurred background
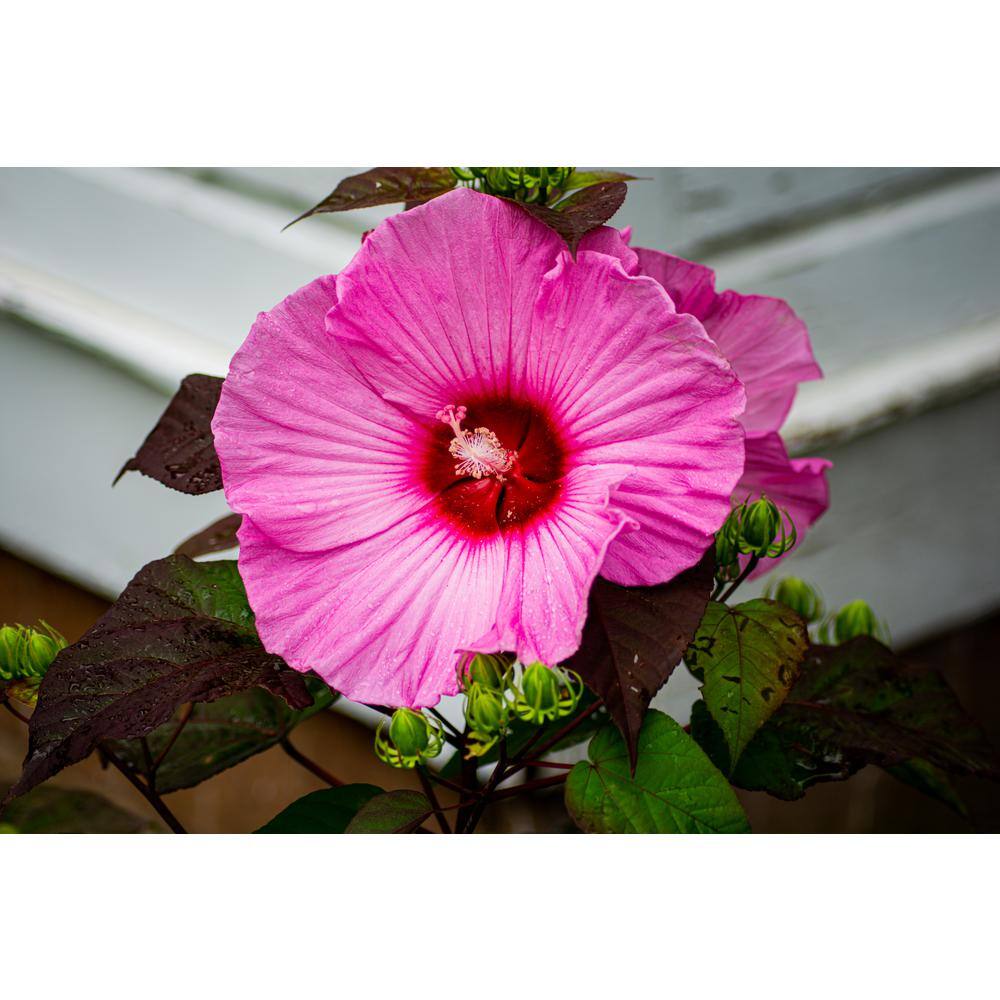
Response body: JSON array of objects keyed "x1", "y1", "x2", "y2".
[{"x1": 2, "y1": 167, "x2": 999, "y2": 832}]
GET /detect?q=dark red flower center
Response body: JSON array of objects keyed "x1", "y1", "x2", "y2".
[{"x1": 419, "y1": 396, "x2": 567, "y2": 538}]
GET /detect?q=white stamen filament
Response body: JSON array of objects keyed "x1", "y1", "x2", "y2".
[{"x1": 436, "y1": 403, "x2": 515, "y2": 481}]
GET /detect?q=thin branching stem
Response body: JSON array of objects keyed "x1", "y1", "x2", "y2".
[
  {"x1": 1, "y1": 698, "x2": 30, "y2": 725},
  {"x1": 152, "y1": 702, "x2": 193, "y2": 771},
  {"x1": 718, "y1": 555, "x2": 760, "y2": 603},
  {"x1": 279, "y1": 736, "x2": 343, "y2": 787},
  {"x1": 416, "y1": 766, "x2": 451, "y2": 834},
  {"x1": 100, "y1": 744, "x2": 188, "y2": 834}
]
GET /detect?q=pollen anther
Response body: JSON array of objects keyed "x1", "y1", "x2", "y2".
[{"x1": 437, "y1": 402, "x2": 515, "y2": 481}]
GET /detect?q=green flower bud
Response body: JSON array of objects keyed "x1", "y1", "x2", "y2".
[
  {"x1": 715, "y1": 515, "x2": 740, "y2": 566},
  {"x1": 0, "y1": 625, "x2": 24, "y2": 681},
  {"x1": 389, "y1": 709, "x2": 431, "y2": 757},
  {"x1": 466, "y1": 653, "x2": 512, "y2": 692},
  {"x1": 713, "y1": 506, "x2": 744, "y2": 582},
  {"x1": 828, "y1": 600, "x2": 888, "y2": 644},
  {"x1": 766, "y1": 577, "x2": 824, "y2": 623},
  {"x1": 0, "y1": 622, "x2": 65, "y2": 681},
  {"x1": 374, "y1": 709, "x2": 444, "y2": 769},
  {"x1": 464, "y1": 730, "x2": 501, "y2": 759},
  {"x1": 6, "y1": 677, "x2": 41, "y2": 707},
  {"x1": 740, "y1": 497, "x2": 780, "y2": 556},
  {"x1": 465, "y1": 684, "x2": 507, "y2": 735},
  {"x1": 26, "y1": 631, "x2": 62, "y2": 677},
  {"x1": 513, "y1": 662, "x2": 584, "y2": 726},
  {"x1": 451, "y1": 167, "x2": 575, "y2": 203}
]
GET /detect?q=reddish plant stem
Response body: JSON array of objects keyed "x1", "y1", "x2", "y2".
[
  {"x1": 152, "y1": 702, "x2": 193, "y2": 771},
  {"x1": 455, "y1": 735, "x2": 481, "y2": 832},
  {"x1": 100, "y1": 744, "x2": 188, "y2": 834},
  {"x1": 279, "y1": 736, "x2": 343, "y2": 787},
  {"x1": 504, "y1": 699, "x2": 604, "y2": 781},
  {"x1": 519, "y1": 760, "x2": 573, "y2": 771},
  {"x1": 490, "y1": 773, "x2": 567, "y2": 803},
  {"x1": 1, "y1": 698, "x2": 30, "y2": 725},
  {"x1": 416, "y1": 766, "x2": 451, "y2": 834},
  {"x1": 462, "y1": 740, "x2": 508, "y2": 834},
  {"x1": 718, "y1": 555, "x2": 760, "y2": 603},
  {"x1": 425, "y1": 770, "x2": 473, "y2": 797}
]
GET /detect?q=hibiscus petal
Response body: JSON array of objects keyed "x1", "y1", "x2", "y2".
[
  {"x1": 576, "y1": 225, "x2": 639, "y2": 273},
  {"x1": 329, "y1": 187, "x2": 564, "y2": 418},
  {"x1": 237, "y1": 513, "x2": 505, "y2": 708},
  {"x1": 212, "y1": 276, "x2": 430, "y2": 552},
  {"x1": 469, "y1": 465, "x2": 638, "y2": 667},
  {"x1": 735, "y1": 432, "x2": 831, "y2": 576},
  {"x1": 522, "y1": 250, "x2": 746, "y2": 587},
  {"x1": 636, "y1": 247, "x2": 822, "y2": 436}
]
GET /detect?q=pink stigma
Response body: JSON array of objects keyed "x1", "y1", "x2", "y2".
[{"x1": 436, "y1": 402, "x2": 515, "y2": 481}]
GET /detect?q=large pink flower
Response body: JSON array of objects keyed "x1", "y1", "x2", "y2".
[
  {"x1": 213, "y1": 189, "x2": 746, "y2": 707},
  {"x1": 628, "y1": 244, "x2": 831, "y2": 569}
]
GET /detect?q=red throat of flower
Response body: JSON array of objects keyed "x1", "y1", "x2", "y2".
[{"x1": 420, "y1": 397, "x2": 567, "y2": 538}]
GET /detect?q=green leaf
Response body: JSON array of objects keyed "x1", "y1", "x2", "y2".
[
  {"x1": 885, "y1": 758, "x2": 969, "y2": 818},
  {"x1": 6, "y1": 556, "x2": 312, "y2": 804},
  {"x1": 690, "y1": 699, "x2": 864, "y2": 800},
  {"x1": 556, "y1": 170, "x2": 639, "y2": 193},
  {"x1": 690, "y1": 638, "x2": 1000, "y2": 803},
  {"x1": 784, "y1": 638, "x2": 1000, "y2": 778},
  {"x1": 0, "y1": 783, "x2": 161, "y2": 833},
  {"x1": 286, "y1": 168, "x2": 457, "y2": 227},
  {"x1": 687, "y1": 599, "x2": 808, "y2": 767},
  {"x1": 107, "y1": 677, "x2": 336, "y2": 793},
  {"x1": 255, "y1": 784, "x2": 383, "y2": 833},
  {"x1": 345, "y1": 790, "x2": 433, "y2": 833},
  {"x1": 564, "y1": 711, "x2": 750, "y2": 833}
]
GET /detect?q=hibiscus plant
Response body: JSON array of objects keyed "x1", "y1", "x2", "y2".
[{"x1": 2, "y1": 167, "x2": 997, "y2": 834}]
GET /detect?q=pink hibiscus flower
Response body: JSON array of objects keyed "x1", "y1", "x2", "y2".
[
  {"x1": 212, "y1": 189, "x2": 746, "y2": 707},
  {"x1": 624, "y1": 243, "x2": 831, "y2": 571}
]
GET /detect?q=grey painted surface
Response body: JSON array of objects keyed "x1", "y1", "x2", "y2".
[
  {"x1": 0, "y1": 312, "x2": 231, "y2": 596},
  {"x1": 0, "y1": 168, "x2": 340, "y2": 356},
  {"x1": 211, "y1": 166, "x2": 950, "y2": 253}
]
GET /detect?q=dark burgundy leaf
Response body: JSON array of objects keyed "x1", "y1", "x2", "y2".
[
  {"x1": 5, "y1": 556, "x2": 311, "y2": 803},
  {"x1": 106, "y1": 677, "x2": 335, "y2": 793},
  {"x1": 115, "y1": 374, "x2": 223, "y2": 494},
  {"x1": 174, "y1": 513, "x2": 242, "y2": 558},
  {"x1": 779, "y1": 638, "x2": 1000, "y2": 778},
  {"x1": 514, "y1": 181, "x2": 628, "y2": 253},
  {"x1": 565, "y1": 551, "x2": 715, "y2": 769},
  {"x1": 691, "y1": 637, "x2": 1000, "y2": 801},
  {"x1": 286, "y1": 167, "x2": 457, "y2": 227}
]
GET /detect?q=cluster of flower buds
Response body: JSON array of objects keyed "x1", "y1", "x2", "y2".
[
  {"x1": 374, "y1": 708, "x2": 445, "y2": 769},
  {"x1": 463, "y1": 654, "x2": 514, "y2": 758},
  {"x1": 0, "y1": 621, "x2": 66, "y2": 704},
  {"x1": 450, "y1": 167, "x2": 575, "y2": 204},
  {"x1": 715, "y1": 495, "x2": 797, "y2": 582},
  {"x1": 460, "y1": 655, "x2": 585, "y2": 758},
  {"x1": 820, "y1": 599, "x2": 890, "y2": 645},
  {"x1": 765, "y1": 576, "x2": 824, "y2": 623}
]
